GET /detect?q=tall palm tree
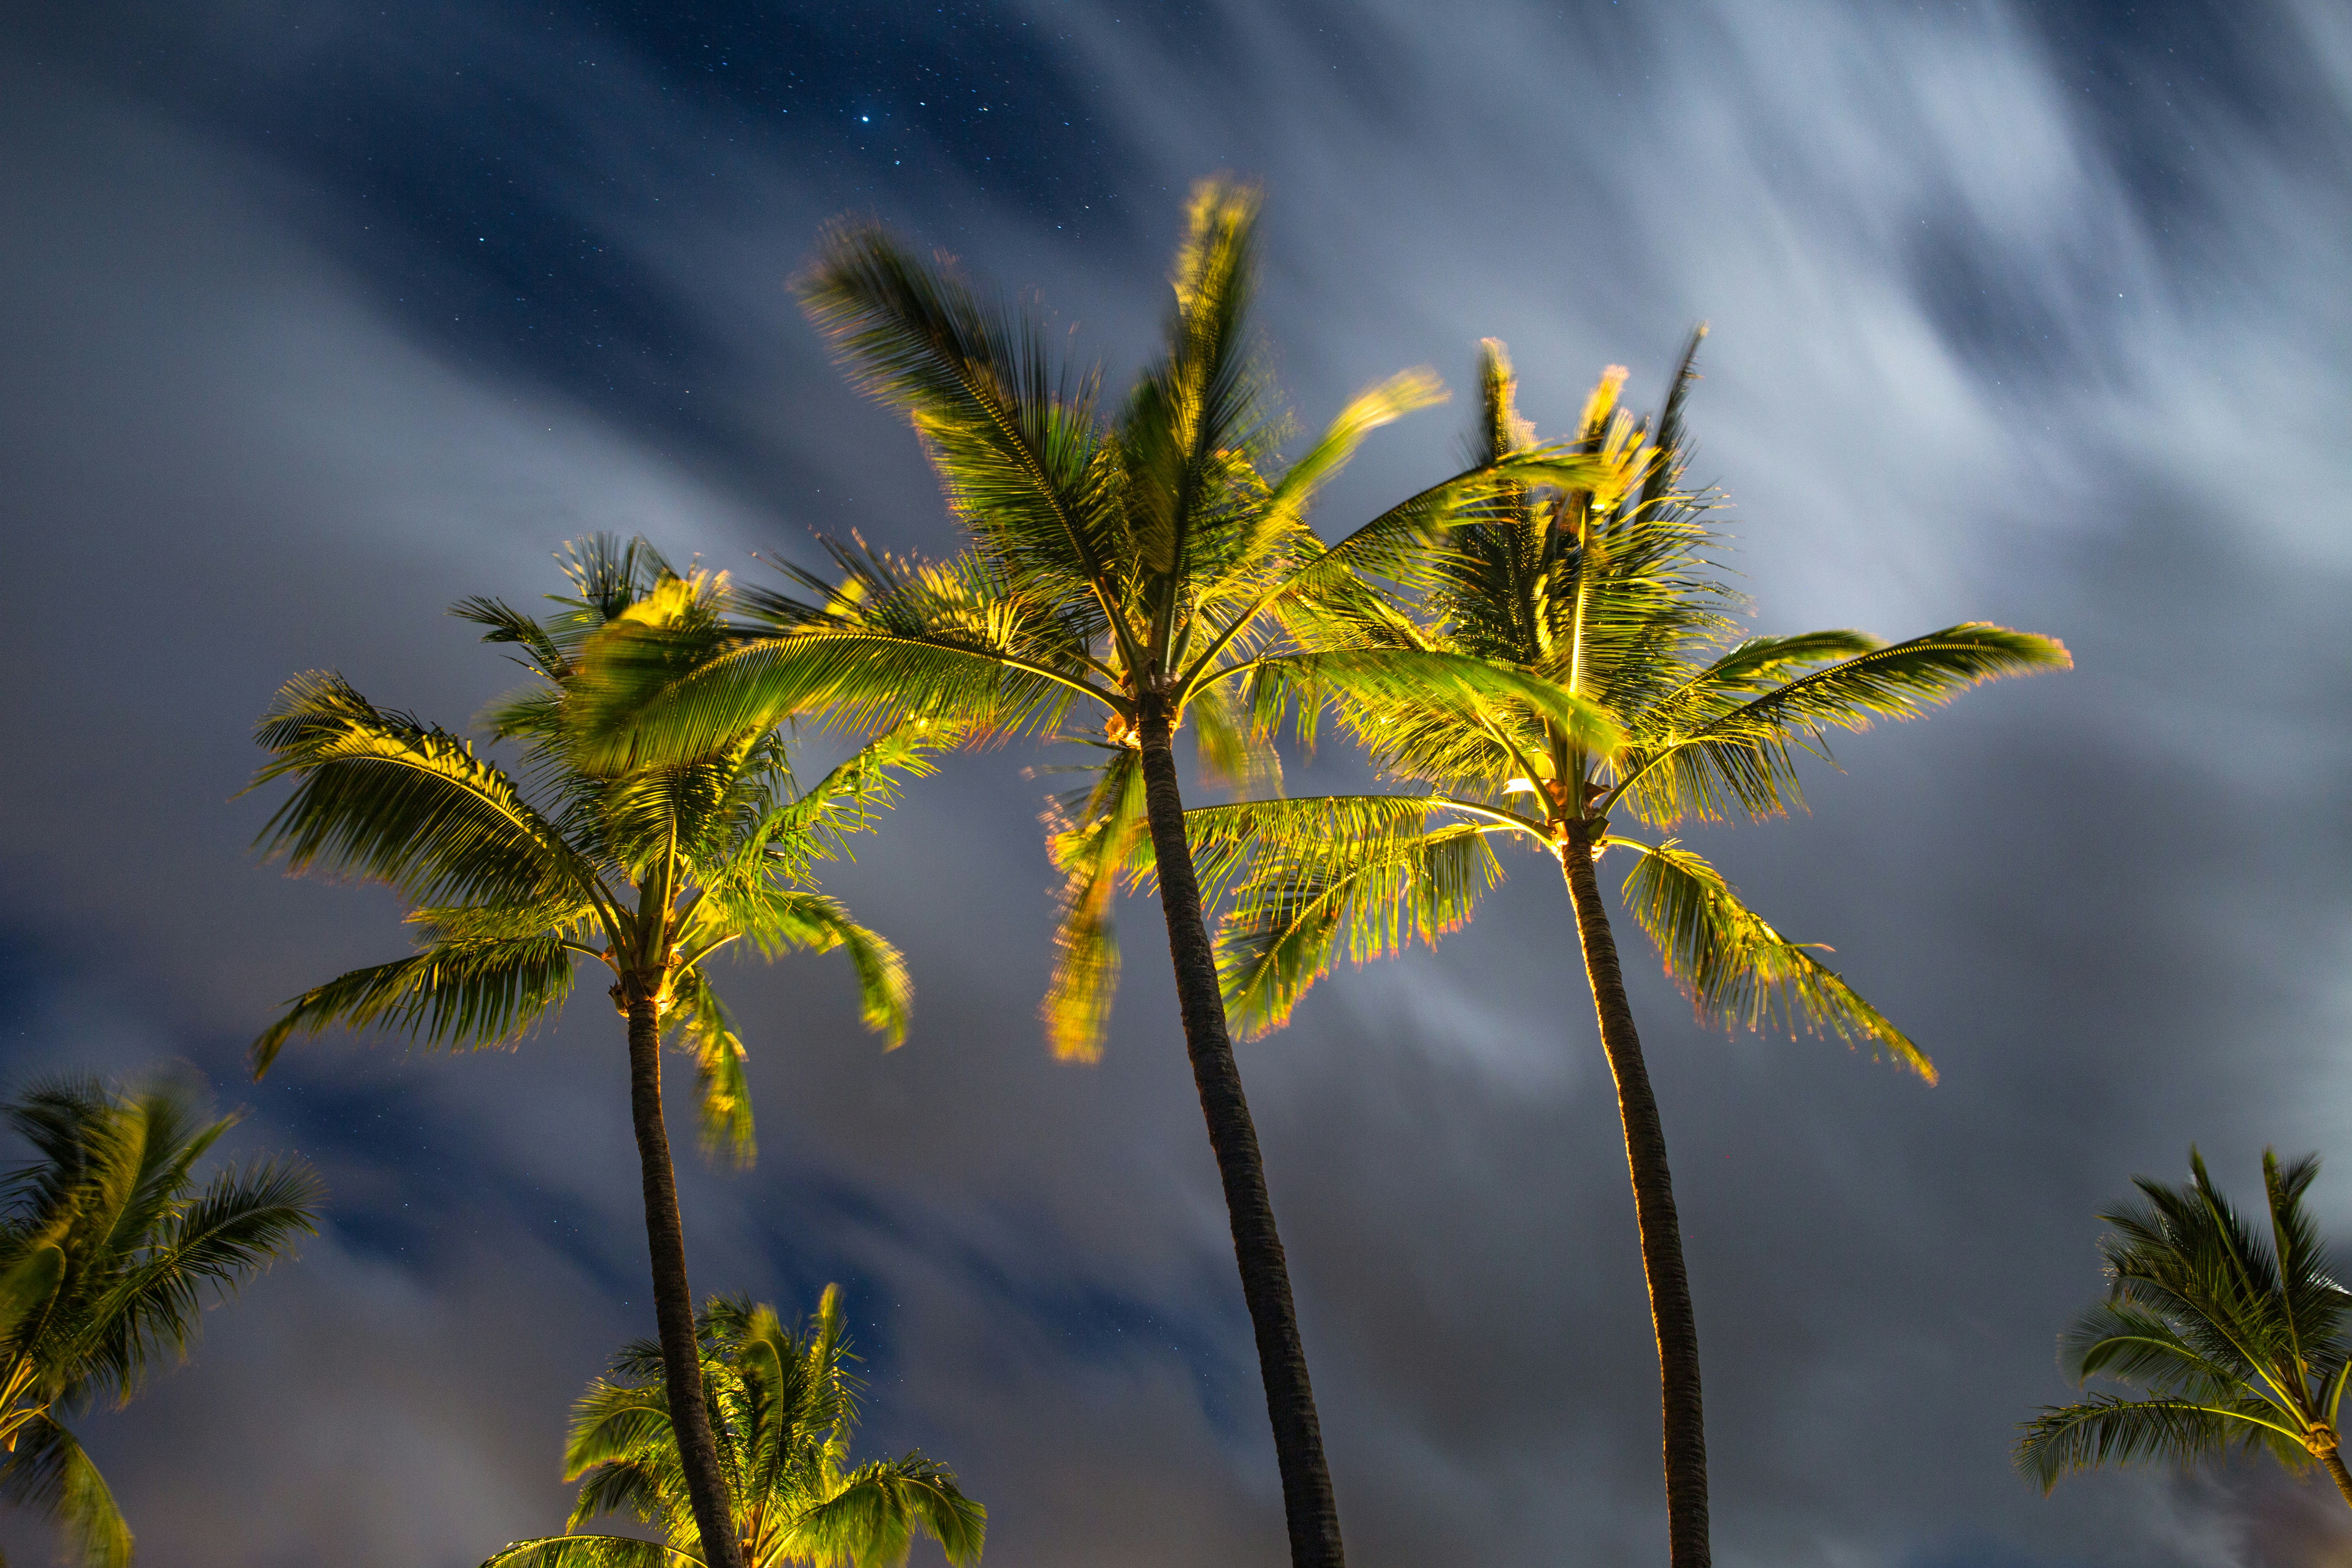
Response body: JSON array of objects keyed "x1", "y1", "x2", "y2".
[
  {"x1": 484, "y1": 1286, "x2": 984, "y2": 1568},
  {"x1": 247, "y1": 538, "x2": 937, "y2": 1568},
  {"x1": 2019, "y1": 1147, "x2": 2352, "y2": 1509},
  {"x1": 1175, "y1": 336, "x2": 2070, "y2": 1568},
  {"x1": 567, "y1": 185, "x2": 1621, "y2": 1568},
  {"x1": 0, "y1": 1074, "x2": 321, "y2": 1567}
]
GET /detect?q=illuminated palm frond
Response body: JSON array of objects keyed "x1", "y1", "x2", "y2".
[
  {"x1": 1615, "y1": 839, "x2": 1929, "y2": 1079},
  {"x1": 1608, "y1": 625, "x2": 2072, "y2": 827},
  {"x1": 1038, "y1": 749, "x2": 1147, "y2": 1061}
]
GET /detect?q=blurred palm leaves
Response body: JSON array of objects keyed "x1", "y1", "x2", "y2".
[{"x1": 0, "y1": 1076, "x2": 320, "y2": 1568}]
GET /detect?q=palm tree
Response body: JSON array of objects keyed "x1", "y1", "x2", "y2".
[
  {"x1": 566, "y1": 185, "x2": 1620, "y2": 1568},
  {"x1": 0, "y1": 1074, "x2": 321, "y2": 1567},
  {"x1": 2019, "y1": 1147, "x2": 2352, "y2": 1509},
  {"x1": 1176, "y1": 335, "x2": 2070, "y2": 1568},
  {"x1": 247, "y1": 538, "x2": 938, "y2": 1568},
  {"x1": 484, "y1": 1286, "x2": 984, "y2": 1568}
]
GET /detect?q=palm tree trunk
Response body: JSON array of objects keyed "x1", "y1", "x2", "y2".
[
  {"x1": 625, "y1": 995, "x2": 746, "y2": 1568},
  {"x1": 1559, "y1": 829, "x2": 1710, "y2": 1568},
  {"x1": 1135, "y1": 692, "x2": 1345, "y2": 1568},
  {"x1": 2321, "y1": 1445, "x2": 2352, "y2": 1510}
]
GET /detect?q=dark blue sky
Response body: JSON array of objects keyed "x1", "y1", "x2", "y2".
[{"x1": 2, "y1": 2, "x2": 2350, "y2": 1565}]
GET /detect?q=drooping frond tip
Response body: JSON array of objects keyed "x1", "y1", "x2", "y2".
[{"x1": 1619, "y1": 839, "x2": 1936, "y2": 1082}]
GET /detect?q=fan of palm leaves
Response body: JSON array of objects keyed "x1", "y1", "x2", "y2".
[
  {"x1": 483, "y1": 1288, "x2": 983, "y2": 1568},
  {"x1": 2018, "y1": 1147, "x2": 2352, "y2": 1509},
  {"x1": 249, "y1": 536, "x2": 940, "y2": 1163},
  {"x1": 1193, "y1": 334, "x2": 2068, "y2": 1071},
  {"x1": 0, "y1": 1075, "x2": 321, "y2": 1568}
]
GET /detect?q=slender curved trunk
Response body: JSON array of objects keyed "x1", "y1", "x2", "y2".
[
  {"x1": 625, "y1": 995, "x2": 746, "y2": 1568},
  {"x1": 1135, "y1": 692, "x2": 1345, "y2": 1568},
  {"x1": 1559, "y1": 828, "x2": 1710, "y2": 1568},
  {"x1": 2321, "y1": 1445, "x2": 2352, "y2": 1510}
]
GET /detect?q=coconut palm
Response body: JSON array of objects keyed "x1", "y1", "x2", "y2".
[
  {"x1": 247, "y1": 538, "x2": 938, "y2": 1568},
  {"x1": 0, "y1": 1074, "x2": 321, "y2": 1568},
  {"x1": 483, "y1": 1286, "x2": 983, "y2": 1568},
  {"x1": 2019, "y1": 1147, "x2": 2352, "y2": 1508},
  {"x1": 1176, "y1": 335, "x2": 2069, "y2": 1568},
  {"x1": 566, "y1": 185, "x2": 1619, "y2": 1568}
]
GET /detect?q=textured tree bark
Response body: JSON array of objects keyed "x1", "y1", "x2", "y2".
[
  {"x1": 1559, "y1": 828, "x2": 1711, "y2": 1568},
  {"x1": 1135, "y1": 692, "x2": 1345, "y2": 1568},
  {"x1": 2319, "y1": 1443, "x2": 2352, "y2": 1510},
  {"x1": 625, "y1": 995, "x2": 746, "y2": 1568}
]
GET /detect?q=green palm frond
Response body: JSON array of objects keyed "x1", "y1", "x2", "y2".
[
  {"x1": 1217, "y1": 813, "x2": 1509, "y2": 1040},
  {"x1": 787, "y1": 1456, "x2": 987, "y2": 1568},
  {"x1": 251, "y1": 936, "x2": 579, "y2": 1077},
  {"x1": 251, "y1": 672, "x2": 601, "y2": 913},
  {"x1": 798, "y1": 221, "x2": 1130, "y2": 662},
  {"x1": 66, "y1": 1157, "x2": 321, "y2": 1405},
  {"x1": 0, "y1": 1244, "x2": 65, "y2": 1345},
  {"x1": 564, "y1": 1379, "x2": 676, "y2": 1481},
  {"x1": 695, "y1": 893, "x2": 909, "y2": 1047},
  {"x1": 482, "y1": 1534, "x2": 691, "y2": 1568},
  {"x1": 0, "y1": 1078, "x2": 318, "y2": 1568},
  {"x1": 2016, "y1": 1394, "x2": 2279, "y2": 1493},
  {"x1": 567, "y1": 1459, "x2": 669, "y2": 1534},
  {"x1": 576, "y1": 621, "x2": 1092, "y2": 769},
  {"x1": 1038, "y1": 750, "x2": 1147, "y2": 1062},
  {"x1": 1615, "y1": 839, "x2": 1931, "y2": 1080},
  {"x1": 2061, "y1": 1300, "x2": 2250, "y2": 1397},
  {"x1": 670, "y1": 972, "x2": 754, "y2": 1167},
  {"x1": 1229, "y1": 648, "x2": 1619, "y2": 761},
  {"x1": 0, "y1": 1415, "x2": 131, "y2": 1568},
  {"x1": 1606, "y1": 625, "x2": 2072, "y2": 827},
  {"x1": 739, "y1": 724, "x2": 949, "y2": 873}
]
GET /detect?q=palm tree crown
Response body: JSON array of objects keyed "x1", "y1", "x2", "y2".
[
  {"x1": 485, "y1": 1287, "x2": 984, "y2": 1568},
  {"x1": 249, "y1": 536, "x2": 929, "y2": 1161},
  {"x1": 1181, "y1": 335, "x2": 2067, "y2": 1568},
  {"x1": 2019, "y1": 1147, "x2": 2352, "y2": 1509},
  {"x1": 1197, "y1": 334, "x2": 2068, "y2": 1058},
  {"x1": 0, "y1": 1075, "x2": 321, "y2": 1568}
]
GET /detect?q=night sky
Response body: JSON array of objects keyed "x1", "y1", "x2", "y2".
[{"x1": 3, "y1": 2, "x2": 2350, "y2": 1565}]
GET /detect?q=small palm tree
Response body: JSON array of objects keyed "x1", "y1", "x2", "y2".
[
  {"x1": 248, "y1": 538, "x2": 937, "y2": 1568},
  {"x1": 0, "y1": 1074, "x2": 321, "y2": 1568},
  {"x1": 1182, "y1": 336, "x2": 2069, "y2": 1568},
  {"x1": 484, "y1": 1286, "x2": 983, "y2": 1568},
  {"x1": 2019, "y1": 1147, "x2": 2352, "y2": 1509},
  {"x1": 568, "y1": 185, "x2": 1617, "y2": 1568}
]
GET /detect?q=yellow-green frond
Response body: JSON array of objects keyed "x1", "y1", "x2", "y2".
[
  {"x1": 251, "y1": 672, "x2": 598, "y2": 911},
  {"x1": 1617, "y1": 839, "x2": 1934, "y2": 1081},
  {"x1": 672, "y1": 972, "x2": 755, "y2": 1168},
  {"x1": 1038, "y1": 749, "x2": 1148, "y2": 1060}
]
